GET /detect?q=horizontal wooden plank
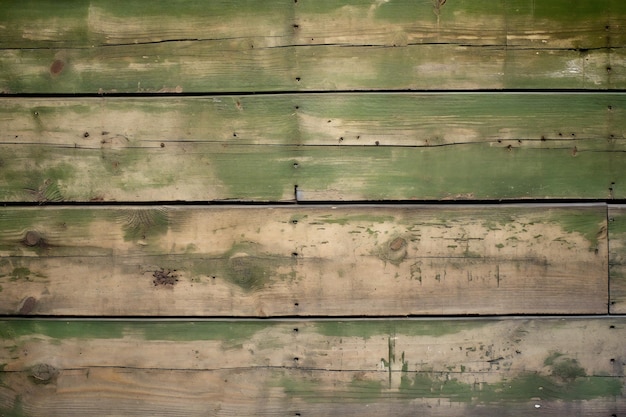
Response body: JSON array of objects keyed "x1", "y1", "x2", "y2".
[
  {"x1": 1, "y1": 140, "x2": 625, "y2": 202},
  {"x1": 0, "y1": 0, "x2": 624, "y2": 92},
  {"x1": 1, "y1": 94, "x2": 624, "y2": 202},
  {"x1": 2, "y1": 93, "x2": 622, "y2": 147},
  {"x1": 0, "y1": 318, "x2": 624, "y2": 416},
  {"x1": 610, "y1": 205, "x2": 626, "y2": 313},
  {"x1": 0, "y1": 204, "x2": 608, "y2": 316}
]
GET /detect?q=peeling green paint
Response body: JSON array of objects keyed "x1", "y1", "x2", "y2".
[
  {"x1": 398, "y1": 371, "x2": 621, "y2": 403},
  {"x1": 549, "y1": 209, "x2": 605, "y2": 248},
  {"x1": 0, "y1": 321, "x2": 125, "y2": 340},
  {"x1": 315, "y1": 321, "x2": 485, "y2": 339}
]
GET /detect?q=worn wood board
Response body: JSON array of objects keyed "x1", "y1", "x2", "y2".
[
  {"x1": 0, "y1": 318, "x2": 624, "y2": 416},
  {"x1": 609, "y1": 205, "x2": 626, "y2": 313},
  {"x1": 1, "y1": 94, "x2": 624, "y2": 202},
  {"x1": 0, "y1": 204, "x2": 608, "y2": 316},
  {"x1": 0, "y1": 0, "x2": 624, "y2": 93}
]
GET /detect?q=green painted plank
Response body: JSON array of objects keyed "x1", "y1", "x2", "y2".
[
  {"x1": 609, "y1": 205, "x2": 626, "y2": 313},
  {"x1": 0, "y1": 94, "x2": 624, "y2": 202},
  {"x1": 0, "y1": 0, "x2": 624, "y2": 92},
  {"x1": 0, "y1": 204, "x2": 608, "y2": 316},
  {"x1": 0, "y1": 318, "x2": 624, "y2": 415},
  {"x1": 0, "y1": 0, "x2": 295, "y2": 48},
  {"x1": 2, "y1": 93, "x2": 620, "y2": 145},
  {"x1": 2, "y1": 140, "x2": 624, "y2": 202}
]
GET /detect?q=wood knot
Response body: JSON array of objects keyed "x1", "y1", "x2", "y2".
[
  {"x1": 18, "y1": 296, "x2": 37, "y2": 314},
  {"x1": 30, "y1": 363, "x2": 58, "y2": 384},
  {"x1": 23, "y1": 231, "x2": 43, "y2": 247},
  {"x1": 389, "y1": 237, "x2": 406, "y2": 251},
  {"x1": 50, "y1": 59, "x2": 65, "y2": 75}
]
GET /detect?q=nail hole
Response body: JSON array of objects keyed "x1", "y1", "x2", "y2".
[
  {"x1": 160, "y1": 142, "x2": 165, "y2": 148},
  {"x1": 295, "y1": 105, "x2": 299, "y2": 110},
  {"x1": 83, "y1": 132, "x2": 90, "y2": 138},
  {"x1": 293, "y1": 357, "x2": 299, "y2": 362},
  {"x1": 293, "y1": 162, "x2": 299, "y2": 168},
  {"x1": 375, "y1": 141, "x2": 380, "y2": 146},
  {"x1": 610, "y1": 325, "x2": 615, "y2": 328},
  {"x1": 327, "y1": 120, "x2": 332, "y2": 123},
  {"x1": 295, "y1": 77, "x2": 301, "y2": 82},
  {"x1": 607, "y1": 67, "x2": 612, "y2": 73},
  {"x1": 291, "y1": 219, "x2": 298, "y2": 224},
  {"x1": 293, "y1": 24, "x2": 299, "y2": 28},
  {"x1": 292, "y1": 252, "x2": 299, "y2": 257},
  {"x1": 497, "y1": 139, "x2": 502, "y2": 143},
  {"x1": 211, "y1": 276, "x2": 216, "y2": 279},
  {"x1": 610, "y1": 358, "x2": 615, "y2": 363},
  {"x1": 293, "y1": 328, "x2": 299, "y2": 332},
  {"x1": 233, "y1": 132, "x2": 237, "y2": 137},
  {"x1": 338, "y1": 137, "x2": 343, "y2": 142},
  {"x1": 558, "y1": 132, "x2": 563, "y2": 136},
  {"x1": 356, "y1": 135, "x2": 360, "y2": 139},
  {"x1": 541, "y1": 136, "x2": 546, "y2": 141},
  {"x1": 294, "y1": 302, "x2": 299, "y2": 307},
  {"x1": 608, "y1": 105, "x2": 613, "y2": 110}
]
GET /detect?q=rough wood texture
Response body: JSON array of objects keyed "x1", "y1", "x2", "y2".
[
  {"x1": 610, "y1": 205, "x2": 626, "y2": 313},
  {"x1": 1, "y1": 94, "x2": 624, "y2": 202},
  {"x1": 0, "y1": 0, "x2": 624, "y2": 93},
  {"x1": 0, "y1": 205, "x2": 608, "y2": 316},
  {"x1": 0, "y1": 318, "x2": 624, "y2": 416}
]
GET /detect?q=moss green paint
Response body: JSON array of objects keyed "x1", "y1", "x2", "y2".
[
  {"x1": 0, "y1": 320, "x2": 125, "y2": 340},
  {"x1": 549, "y1": 209, "x2": 605, "y2": 248},
  {"x1": 0, "y1": 320, "x2": 271, "y2": 344},
  {"x1": 398, "y1": 372, "x2": 621, "y2": 403},
  {"x1": 315, "y1": 321, "x2": 485, "y2": 339}
]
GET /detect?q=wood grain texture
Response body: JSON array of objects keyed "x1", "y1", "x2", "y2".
[
  {"x1": 609, "y1": 205, "x2": 626, "y2": 313},
  {"x1": 0, "y1": 204, "x2": 608, "y2": 316},
  {"x1": 1, "y1": 94, "x2": 624, "y2": 202},
  {"x1": 0, "y1": 0, "x2": 624, "y2": 93},
  {"x1": 0, "y1": 318, "x2": 624, "y2": 416}
]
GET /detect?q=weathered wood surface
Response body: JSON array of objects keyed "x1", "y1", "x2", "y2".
[
  {"x1": 1, "y1": 94, "x2": 624, "y2": 202},
  {"x1": 1, "y1": 0, "x2": 624, "y2": 93},
  {"x1": 0, "y1": 204, "x2": 608, "y2": 316},
  {"x1": 610, "y1": 205, "x2": 626, "y2": 314},
  {"x1": 0, "y1": 318, "x2": 624, "y2": 416}
]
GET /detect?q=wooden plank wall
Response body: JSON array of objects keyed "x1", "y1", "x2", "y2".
[{"x1": 0, "y1": 1, "x2": 625, "y2": 415}]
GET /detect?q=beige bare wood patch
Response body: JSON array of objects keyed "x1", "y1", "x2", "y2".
[
  {"x1": 0, "y1": 318, "x2": 624, "y2": 416},
  {"x1": 0, "y1": 204, "x2": 608, "y2": 316}
]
